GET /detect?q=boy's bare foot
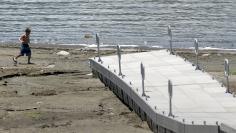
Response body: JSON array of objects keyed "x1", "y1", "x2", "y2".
[
  {"x1": 13, "y1": 57, "x2": 17, "y2": 64},
  {"x1": 28, "y1": 62, "x2": 34, "y2": 64}
]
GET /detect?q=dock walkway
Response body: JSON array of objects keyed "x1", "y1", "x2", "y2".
[{"x1": 89, "y1": 50, "x2": 236, "y2": 133}]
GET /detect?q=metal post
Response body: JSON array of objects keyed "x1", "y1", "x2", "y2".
[
  {"x1": 168, "y1": 80, "x2": 173, "y2": 117},
  {"x1": 168, "y1": 25, "x2": 174, "y2": 54},
  {"x1": 96, "y1": 33, "x2": 102, "y2": 62},
  {"x1": 117, "y1": 45, "x2": 122, "y2": 76},
  {"x1": 141, "y1": 63, "x2": 146, "y2": 97},
  {"x1": 194, "y1": 39, "x2": 200, "y2": 70},
  {"x1": 224, "y1": 59, "x2": 230, "y2": 93}
]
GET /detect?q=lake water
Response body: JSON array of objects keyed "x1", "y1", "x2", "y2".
[{"x1": 0, "y1": 0, "x2": 236, "y2": 48}]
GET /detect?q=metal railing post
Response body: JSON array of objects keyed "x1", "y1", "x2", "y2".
[
  {"x1": 168, "y1": 25, "x2": 174, "y2": 54},
  {"x1": 224, "y1": 59, "x2": 230, "y2": 93},
  {"x1": 117, "y1": 45, "x2": 122, "y2": 76},
  {"x1": 96, "y1": 33, "x2": 102, "y2": 62},
  {"x1": 194, "y1": 39, "x2": 200, "y2": 70},
  {"x1": 141, "y1": 63, "x2": 146, "y2": 97},
  {"x1": 168, "y1": 80, "x2": 173, "y2": 117}
]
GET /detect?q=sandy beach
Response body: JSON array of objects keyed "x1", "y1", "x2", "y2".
[
  {"x1": 0, "y1": 45, "x2": 236, "y2": 133},
  {"x1": 0, "y1": 45, "x2": 151, "y2": 133}
]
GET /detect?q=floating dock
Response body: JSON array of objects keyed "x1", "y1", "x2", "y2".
[{"x1": 89, "y1": 50, "x2": 236, "y2": 133}]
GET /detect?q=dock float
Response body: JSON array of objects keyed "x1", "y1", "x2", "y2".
[{"x1": 89, "y1": 49, "x2": 236, "y2": 133}]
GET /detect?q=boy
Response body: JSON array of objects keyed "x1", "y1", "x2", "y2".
[{"x1": 13, "y1": 28, "x2": 32, "y2": 64}]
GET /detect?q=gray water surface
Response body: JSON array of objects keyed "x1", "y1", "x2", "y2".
[{"x1": 0, "y1": 0, "x2": 236, "y2": 48}]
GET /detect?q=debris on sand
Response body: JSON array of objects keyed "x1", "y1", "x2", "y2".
[
  {"x1": 84, "y1": 34, "x2": 93, "y2": 39},
  {"x1": 86, "y1": 73, "x2": 92, "y2": 76},
  {"x1": 202, "y1": 53, "x2": 210, "y2": 57},
  {"x1": 44, "y1": 64, "x2": 55, "y2": 68},
  {"x1": 56, "y1": 51, "x2": 70, "y2": 56}
]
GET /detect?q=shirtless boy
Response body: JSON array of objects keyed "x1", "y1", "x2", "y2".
[{"x1": 13, "y1": 28, "x2": 32, "y2": 64}]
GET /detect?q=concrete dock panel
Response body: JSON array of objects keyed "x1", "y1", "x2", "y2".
[{"x1": 90, "y1": 50, "x2": 236, "y2": 133}]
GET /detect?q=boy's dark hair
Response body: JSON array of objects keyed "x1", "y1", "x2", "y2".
[{"x1": 25, "y1": 28, "x2": 31, "y2": 33}]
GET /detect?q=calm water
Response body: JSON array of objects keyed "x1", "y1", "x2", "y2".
[{"x1": 0, "y1": 0, "x2": 236, "y2": 48}]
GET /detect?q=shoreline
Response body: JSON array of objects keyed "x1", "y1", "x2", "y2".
[{"x1": 2, "y1": 42, "x2": 236, "y2": 53}]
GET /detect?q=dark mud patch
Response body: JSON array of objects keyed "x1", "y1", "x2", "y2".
[
  {"x1": 31, "y1": 90, "x2": 57, "y2": 96},
  {"x1": 0, "y1": 90, "x2": 18, "y2": 97},
  {"x1": 28, "y1": 71, "x2": 88, "y2": 77},
  {"x1": 39, "y1": 120, "x2": 72, "y2": 129},
  {"x1": 119, "y1": 111, "x2": 131, "y2": 116},
  {"x1": 0, "y1": 70, "x2": 89, "y2": 81},
  {"x1": 4, "y1": 107, "x2": 38, "y2": 112}
]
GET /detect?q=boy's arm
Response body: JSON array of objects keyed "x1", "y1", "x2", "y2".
[{"x1": 19, "y1": 35, "x2": 24, "y2": 43}]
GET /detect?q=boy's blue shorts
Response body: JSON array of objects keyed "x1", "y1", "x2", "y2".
[{"x1": 20, "y1": 44, "x2": 31, "y2": 56}]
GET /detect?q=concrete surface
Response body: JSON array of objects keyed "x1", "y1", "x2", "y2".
[{"x1": 90, "y1": 50, "x2": 236, "y2": 133}]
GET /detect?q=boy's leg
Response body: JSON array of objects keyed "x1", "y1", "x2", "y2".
[
  {"x1": 27, "y1": 54, "x2": 31, "y2": 64},
  {"x1": 15, "y1": 54, "x2": 22, "y2": 59},
  {"x1": 13, "y1": 54, "x2": 22, "y2": 64},
  {"x1": 14, "y1": 46, "x2": 24, "y2": 63},
  {"x1": 27, "y1": 48, "x2": 32, "y2": 64}
]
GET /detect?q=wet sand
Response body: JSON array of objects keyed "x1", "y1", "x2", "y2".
[
  {"x1": 0, "y1": 46, "x2": 151, "y2": 133},
  {"x1": 0, "y1": 46, "x2": 236, "y2": 133}
]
